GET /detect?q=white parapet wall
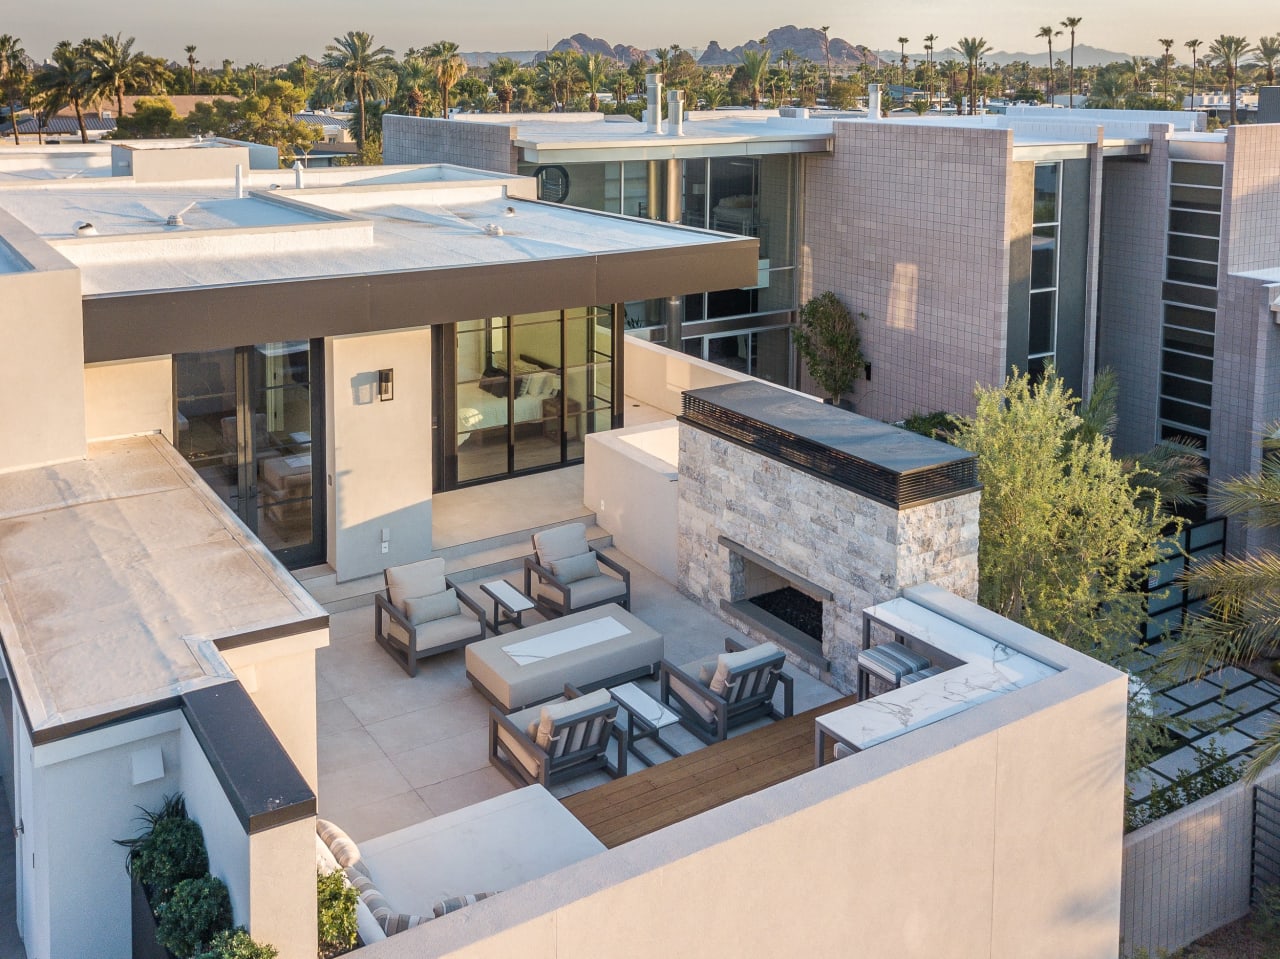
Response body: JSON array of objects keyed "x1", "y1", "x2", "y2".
[
  {"x1": 583, "y1": 421, "x2": 679, "y2": 584},
  {"x1": 623, "y1": 337, "x2": 760, "y2": 416}
]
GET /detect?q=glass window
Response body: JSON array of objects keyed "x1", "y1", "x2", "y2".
[
  {"x1": 1169, "y1": 184, "x2": 1223, "y2": 212},
  {"x1": 1029, "y1": 291, "x2": 1056, "y2": 356},
  {"x1": 1160, "y1": 397, "x2": 1211, "y2": 431},
  {"x1": 1169, "y1": 209, "x2": 1221, "y2": 238},
  {"x1": 1033, "y1": 163, "x2": 1060, "y2": 224},
  {"x1": 1164, "y1": 304, "x2": 1216, "y2": 334},
  {"x1": 1167, "y1": 234, "x2": 1219, "y2": 262},
  {"x1": 1171, "y1": 161, "x2": 1224, "y2": 187},
  {"x1": 1166, "y1": 257, "x2": 1218, "y2": 287},
  {"x1": 1163, "y1": 325, "x2": 1215, "y2": 357},
  {"x1": 1031, "y1": 226, "x2": 1057, "y2": 290},
  {"x1": 1161, "y1": 373, "x2": 1213, "y2": 406},
  {"x1": 1163, "y1": 282, "x2": 1217, "y2": 310},
  {"x1": 1161, "y1": 349, "x2": 1213, "y2": 381}
]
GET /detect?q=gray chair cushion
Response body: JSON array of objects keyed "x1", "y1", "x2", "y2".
[
  {"x1": 495, "y1": 723, "x2": 542, "y2": 779},
  {"x1": 535, "y1": 573, "x2": 626, "y2": 610},
  {"x1": 533, "y1": 523, "x2": 590, "y2": 565},
  {"x1": 666, "y1": 672, "x2": 717, "y2": 723},
  {"x1": 386, "y1": 612, "x2": 478, "y2": 654},
  {"x1": 387, "y1": 558, "x2": 447, "y2": 609},
  {"x1": 404, "y1": 589, "x2": 460, "y2": 626},
  {"x1": 534, "y1": 688, "x2": 613, "y2": 749},
  {"x1": 549, "y1": 552, "x2": 600, "y2": 584},
  {"x1": 710, "y1": 642, "x2": 783, "y2": 696}
]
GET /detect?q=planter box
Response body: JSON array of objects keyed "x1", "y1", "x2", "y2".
[{"x1": 131, "y1": 879, "x2": 177, "y2": 959}]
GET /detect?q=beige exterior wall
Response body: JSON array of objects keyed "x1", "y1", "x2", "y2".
[
  {"x1": 368, "y1": 660, "x2": 1127, "y2": 959},
  {"x1": 83, "y1": 356, "x2": 174, "y2": 442},
  {"x1": 326, "y1": 329, "x2": 433, "y2": 582},
  {"x1": 0, "y1": 220, "x2": 86, "y2": 474},
  {"x1": 220, "y1": 627, "x2": 328, "y2": 791},
  {"x1": 801, "y1": 122, "x2": 1014, "y2": 422},
  {"x1": 247, "y1": 816, "x2": 317, "y2": 959},
  {"x1": 622, "y1": 337, "x2": 769, "y2": 415}
]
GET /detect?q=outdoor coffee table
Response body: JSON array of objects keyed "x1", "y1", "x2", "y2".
[
  {"x1": 480, "y1": 579, "x2": 535, "y2": 632},
  {"x1": 609, "y1": 681, "x2": 682, "y2": 766}
]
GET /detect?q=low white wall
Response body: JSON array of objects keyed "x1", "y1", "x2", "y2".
[
  {"x1": 366, "y1": 654, "x2": 1128, "y2": 959},
  {"x1": 83, "y1": 356, "x2": 173, "y2": 442},
  {"x1": 1120, "y1": 765, "x2": 1280, "y2": 956},
  {"x1": 327, "y1": 329, "x2": 433, "y2": 582},
  {"x1": 583, "y1": 422, "x2": 679, "y2": 583},
  {"x1": 623, "y1": 338, "x2": 758, "y2": 415}
]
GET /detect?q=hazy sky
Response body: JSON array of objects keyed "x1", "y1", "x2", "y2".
[{"x1": 8, "y1": 0, "x2": 1274, "y2": 66}]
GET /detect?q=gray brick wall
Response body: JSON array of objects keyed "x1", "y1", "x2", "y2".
[
  {"x1": 676, "y1": 422, "x2": 979, "y2": 692},
  {"x1": 382, "y1": 115, "x2": 518, "y2": 172},
  {"x1": 1097, "y1": 125, "x2": 1172, "y2": 458},
  {"x1": 801, "y1": 121, "x2": 1014, "y2": 422},
  {"x1": 1121, "y1": 765, "x2": 1280, "y2": 956}
]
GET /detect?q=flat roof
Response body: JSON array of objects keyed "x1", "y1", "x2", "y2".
[
  {"x1": 0, "y1": 164, "x2": 743, "y2": 297},
  {"x1": 0, "y1": 435, "x2": 326, "y2": 743},
  {"x1": 0, "y1": 238, "x2": 28, "y2": 274}
]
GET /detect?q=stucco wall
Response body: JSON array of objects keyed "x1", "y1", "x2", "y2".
[
  {"x1": 801, "y1": 122, "x2": 1014, "y2": 422},
  {"x1": 365, "y1": 658, "x2": 1127, "y2": 959},
  {"x1": 83, "y1": 355, "x2": 173, "y2": 442},
  {"x1": 381, "y1": 115, "x2": 518, "y2": 172},
  {"x1": 676, "y1": 423, "x2": 980, "y2": 691},
  {"x1": 326, "y1": 329, "x2": 433, "y2": 582},
  {"x1": 622, "y1": 337, "x2": 779, "y2": 415}
]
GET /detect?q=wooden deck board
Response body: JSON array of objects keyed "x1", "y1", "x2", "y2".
[{"x1": 563, "y1": 695, "x2": 857, "y2": 848}]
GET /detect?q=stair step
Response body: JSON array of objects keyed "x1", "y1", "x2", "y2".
[{"x1": 302, "y1": 524, "x2": 613, "y2": 614}]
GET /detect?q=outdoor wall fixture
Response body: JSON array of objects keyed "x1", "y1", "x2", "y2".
[
  {"x1": 131, "y1": 746, "x2": 165, "y2": 786},
  {"x1": 378, "y1": 368, "x2": 394, "y2": 402}
]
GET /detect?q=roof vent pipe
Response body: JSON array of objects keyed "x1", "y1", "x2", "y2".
[
  {"x1": 293, "y1": 159, "x2": 304, "y2": 189},
  {"x1": 867, "y1": 83, "x2": 881, "y2": 119},
  {"x1": 235, "y1": 164, "x2": 244, "y2": 199},
  {"x1": 667, "y1": 90, "x2": 684, "y2": 136},
  {"x1": 645, "y1": 72, "x2": 664, "y2": 134}
]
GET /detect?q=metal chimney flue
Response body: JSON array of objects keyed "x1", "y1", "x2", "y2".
[
  {"x1": 667, "y1": 90, "x2": 684, "y2": 136},
  {"x1": 867, "y1": 83, "x2": 881, "y2": 119},
  {"x1": 293, "y1": 159, "x2": 304, "y2": 189},
  {"x1": 234, "y1": 164, "x2": 244, "y2": 198},
  {"x1": 645, "y1": 72, "x2": 664, "y2": 134}
]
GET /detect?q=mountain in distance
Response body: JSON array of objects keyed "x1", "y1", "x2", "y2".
[
  {"x1": 699, "y1": 26, "x2": 886, "y2": 67},
  {"x1": 874, "y1": 43, "x2": 1130, "y2": 68}
]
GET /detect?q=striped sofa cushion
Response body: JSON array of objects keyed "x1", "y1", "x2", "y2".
[
  {"x1": 432, "y1": 892, "x2": 497, "y2": 917},
  {"x1": 317, "y1": 819, "x2": 367, "y2": 875}
]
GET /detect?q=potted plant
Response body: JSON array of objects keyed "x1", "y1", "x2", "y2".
[
  {"x1": 195, "y1": 929, "x2": 278, "y2": 959},
  {"x1": 155, "y1": 874, "x2": 234, "y2": 958},
  {"x1": 317, "y1": 869, "x2": 358, "y2": 957},
  {"x1": 794, "y1": 291, "x2": 867, "y2": 411}
]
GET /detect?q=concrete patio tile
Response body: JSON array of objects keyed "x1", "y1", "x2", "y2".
[
  {"x1": 318, "y1": 726, "x2": 383, "y2": 773},
  {"x1": 1163, "y1": 677, "x2": 1225, "y2": 707},
  {"x1": 365, "y1": 694, "x2": 492, "y2": 756},
  {"x1": 340, "y1": 665, "x2": 474, "y2": 728},
  {"x1": 1153, "y1": 694, "x2": 1188, "y2": 718},
  {"x1": 1210, "y1": 666, "x2": 1264, "y2": 691},
  {"x1": 1222, "y1": 685, "x2": 1280, "y2": 715},
  {"x1": 1193, "y1": 729, "x2": 1257, "y2": 759},
  {"x1": 1254, "y1": 679, "x2": 1280, "y2": 696},
  {"x1": 1139, "y1": 641, "x2": 1171, "y2": 658},
  {"x1": 417, "y1": 767, "x2": 513, "y2": 818},
  {"x1": 317, "y1": 697, "x2": 363, "y2": 736},
  {"x1": 324, "y1": 790, "x2": 435, "y2": 845},
  {"x1": 1127, "y1": 768, "x2": 1168, "y2": 803},
  {"x1": 1149, "y1": 745, "x2": 1206, "y2": 781},
  {"x1": 318, "y1": 753, "x2": 413, "y2": 819},
  {"x1": 315, "y1": 673, "x2": 342, "y2": 704},
  {"x1": 391, "y1": 727, "x2": 491, "y2": 790},
  {"x1": 1178, "y1": 701, "x2": 1237, "y2": 732},
  {"x1": 1233, "y1": 710, "x2": 1280, "y2": 740}
]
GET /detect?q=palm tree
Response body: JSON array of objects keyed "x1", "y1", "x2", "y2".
[
  {"x1": 578, "y1": 52, "x2": 607, "y2": 111},
  {"x1": 535, "y1": 51, "x2": 579, "y2": 111},
  {"x1": 184, "y1": 45, "x2": 198, "y2": 90},
  {"x1": 897, "y1": 37, "x2": 909, "y2": 93},
  {"x1": 1208, "y1": 34, "x2": 1254, "y2": 125},
  {"x1": 1171, "y1": 428, "x2": 1280, "y2": 779},
  {"x1": 739, "y1": 48, "x2": 771, "y2": 109},
  {"x1": 958, "y1": 37, "x2": 991, "y2": 115},
  {"x1": 819, "y1": 25, "x2": 832, "y2": 97},
  {"x1": 1184, "y1": 39, "x2": 1202, "y2": 107},
  {"x1": 318, "y1": 30, "x2": 396, "y2": 153},
  {"x1": 1037, "y1": 26, "x2": 1062, "y2": 102},
  {"x1": 245, "y1": 62, "x2": 264, "y2": 94},
  {"x1": 923, "y1": 33, "x2": 938, "y2": 105},
  {"x1": 426, "y1": 41, "x2": 467, "y2": 118},
  {"x1": 488, "y1": 56, "x2": 519, "y2": 113},
  {"x1": 1158, "y1": 39, "x2": 1175, "y2": 104},
  {"x1": 1060, "y1": 17, "x2": 1082, "y2": 107},
  {"x1": 1257, "y1": 35, "x2": 1280, "y2": 87},
  {"x1": 33, "y1": 40, "x2": 93, "y2": 143},
  {"x1": 85, "y1": 33, "x2": 164, "y2": 120},
  {"x1": 397, "y1": 52, "x2": 432, "y2": 117},
  {"x1": 0, "y1": 34, "x2": 28, "y2": 145}
]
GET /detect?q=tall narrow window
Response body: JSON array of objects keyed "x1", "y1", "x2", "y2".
[{"x1": 1028, "y1": 162, "x2": 1060, "y2": 381}]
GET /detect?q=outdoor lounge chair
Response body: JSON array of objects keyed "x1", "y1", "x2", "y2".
[
  {"x1": 523, "y1": 522, "x2": 630, "y2": 618},
  {"x1": 375, "y1": 558, "x2": 487, "y2": 677},
  {"x1": 659, "y1": 638, "x2": 794, "y2": 745},
  {"x1": 488, "y1": 684, "x2": 628, "y2": 788}
]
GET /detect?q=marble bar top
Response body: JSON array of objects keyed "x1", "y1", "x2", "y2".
[{"x1": 818, "y1": 598, "x2": 1060, "y2": 753}]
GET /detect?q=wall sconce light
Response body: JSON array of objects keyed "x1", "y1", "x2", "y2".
[{"x1": 378, "y1": 368, "x2": 394, "y2": 402}]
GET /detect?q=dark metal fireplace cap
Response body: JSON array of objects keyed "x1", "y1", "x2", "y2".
[{"x1": 679, "y1": 382, "x2": 980, "y2": 509}]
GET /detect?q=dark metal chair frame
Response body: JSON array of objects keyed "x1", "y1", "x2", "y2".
[{"x1": 658, "y1": 637, "x2": 795, "y2": 745}]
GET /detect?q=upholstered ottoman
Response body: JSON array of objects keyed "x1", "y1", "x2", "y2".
[{"x1": 465, "y1": 604, "x2": 663, "y2": 711}]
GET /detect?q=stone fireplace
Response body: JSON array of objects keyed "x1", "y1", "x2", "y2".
[{"x1": 676, "y1": 381, "x2": 982, "y2": 693}]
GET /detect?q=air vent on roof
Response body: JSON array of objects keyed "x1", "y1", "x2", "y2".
[{"x1": 74, "y1": 221, "x2": 97, "y2": 236}]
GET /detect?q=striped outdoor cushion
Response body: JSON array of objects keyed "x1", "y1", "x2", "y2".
[
  {"x1": 317, "y1": 819, "x2": 363, "y2": 871},
  {"x1": 432, "y1": 892, "x2": 498, "y2": 917},
  {"x1": 382, "y1": 912, "x2": 432, "y2": 935}
]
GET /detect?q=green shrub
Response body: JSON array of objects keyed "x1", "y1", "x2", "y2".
[
  {"x1": 116, "y1": 794, "x2": 209, "y2": 903},
  {"x1": 1126, "y1": 743, "x2": 1242, "y2": 831},
  {"x1": 156, "y1": 874, "x2": 234, "y2": 957},
  {"x1": 317, "y1": 870, "x2": 358, "y2": 956},
  {"x1": 901, "y1": 410, "x2": 958, "y2": 440},
  {"x1": 194, "y1": 928, "x2": 278, "y2": 959}
]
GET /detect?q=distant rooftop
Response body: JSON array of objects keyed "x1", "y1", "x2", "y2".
[{"x1": 0, "y1": 435, "x2": 325, "y2": 742}]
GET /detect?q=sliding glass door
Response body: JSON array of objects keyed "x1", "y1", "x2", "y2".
[
  {"x1": 437, "y1": 307, "x2": 618, "y2": 490},
  {"x1": 174, "y1": 340, "x2": 325, "y2": 568}
]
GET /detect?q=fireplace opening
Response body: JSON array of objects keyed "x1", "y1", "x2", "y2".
[{"x1": 750, "y1": 587, "x2": 822, "y2": 642}]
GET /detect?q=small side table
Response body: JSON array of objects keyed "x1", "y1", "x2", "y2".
[
  {"x1": 609, "y1": 682, "x2": 682, "y2": 767},
  {"x1": 479, "y1": 580, "x2": 535, "y2": 633}
]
